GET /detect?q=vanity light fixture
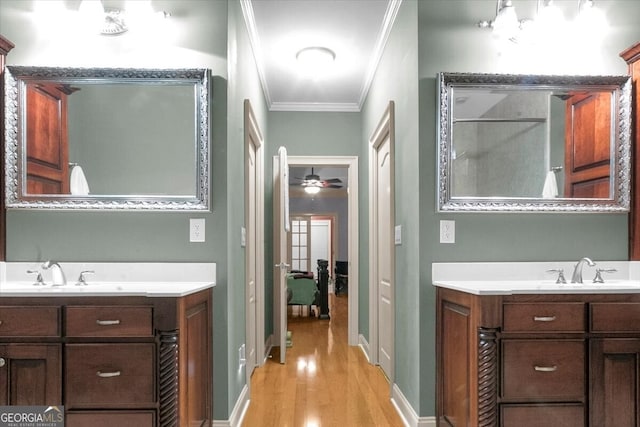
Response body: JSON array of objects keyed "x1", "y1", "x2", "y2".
[
  {"x1": 478, "y1": 0, "x2": 607, "y2": 44},
  {"x1": 77, "y1": 0, "x2": 170, "y2": 36}
]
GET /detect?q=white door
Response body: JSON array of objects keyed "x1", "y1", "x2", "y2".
[
  {"x1": 273, "y1": 146, "x2": 290, "y2": 364},
  {"x1": 370, "y1": 102, "x2": 395, "y2": 380},
  {"x1": 310, "y1": 219, "x2": 332, "y2": 278},
  {"x1": 244, "y1": 100, "x2": 264, "y2": 377}
]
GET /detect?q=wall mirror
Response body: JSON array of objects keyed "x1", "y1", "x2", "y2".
[
  {"x1": 437, "y1": 72, "x2": 631, "y2": 213},
  {"x1": 5, "y1": 66, "x2": 210, "y2": 211}
]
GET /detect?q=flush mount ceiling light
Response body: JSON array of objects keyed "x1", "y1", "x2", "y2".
[
  {"x1": 477, "y1": 0, "x2": 607, "y2": 45},
  {"x1": 295, "y1": 46, "x2": 336, "y2": 75}
]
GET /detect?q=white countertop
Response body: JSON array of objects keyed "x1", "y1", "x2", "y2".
[
  {"x1": 432, "y1": 261, "x2": 640, "y2": 295},
  {"x1": 0, "y1": 262, "x2": 216, "y2": 297}
]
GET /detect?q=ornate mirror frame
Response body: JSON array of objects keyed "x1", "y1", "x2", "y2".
[
  {"x1": 437, "y1": 72, "x2": 631, "y2": 213},
  {"x1": 4, "y1": 66, "x2": 210, "y2": 211}
]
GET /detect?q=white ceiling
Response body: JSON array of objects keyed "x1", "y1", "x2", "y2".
[{"x1": 242, "y1": 0, "x2": 399, "y2": 112}]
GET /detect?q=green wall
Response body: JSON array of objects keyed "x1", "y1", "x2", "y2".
[
  {"x1": 264, "y1": 111, "x2": 362, "y2": 338},
  {"x1": 416, "y1": 0, "x2": 640, "y2": 417},
  {"x1": 4, "y1": 0, "x2": 640, "y2": 421},
  {"x1": 362, "y1": 0, "x2": 421, "y2": 412}
]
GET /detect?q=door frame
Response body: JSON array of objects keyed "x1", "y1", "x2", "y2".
[
  {"x1": 244, "y1": 100, "x2": 265, "y2": 374},
  {"x1": 368, "y1": 102, "x2": 395, "y2": 380},
  {"x1": 281, "y1": 155, "x2": 359, "y2": 346}
]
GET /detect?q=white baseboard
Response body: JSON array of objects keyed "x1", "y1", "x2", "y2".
[
  {"x1": 212, "y1": 384, "x2": 250, "y2": 427},
  {"x1": 358, "y1": 333, "x2": 371, "y2": 362},
  {"x1": 391, "y1": 383, "x2": 436, "y2": 427},
  {"x1": 263, "y1": 334, "x2": 274, "y2": 364}
]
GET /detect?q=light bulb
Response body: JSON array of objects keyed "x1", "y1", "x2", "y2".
[
  {"x1": 304, "y1": 186, "x2": 321, "y2": 195},
  {"x1": 492, "y1": 1, "x2": 519, "y2": 41}
]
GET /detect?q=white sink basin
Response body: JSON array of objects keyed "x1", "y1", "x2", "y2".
[
  {"x1": 0, "y1": 281, "x2": 213, "y2": 297},
  {"x1": 434, "y1": 279, "x2": 640, "y2": 295}
]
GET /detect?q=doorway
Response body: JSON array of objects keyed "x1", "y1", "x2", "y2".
[
  {"x1": 369, "y1": 102, "x2": 395, "y2": 381},
  {"x1": 274, "y1": 155, "x2": 359, "y2": 349},
  {"x1": 244, "y1": 100, "x2": 265, "y2": 380}
]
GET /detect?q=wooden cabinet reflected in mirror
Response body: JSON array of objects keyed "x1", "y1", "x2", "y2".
[
  {"x1": 621, "y1": 41, "x2": 640, "y2": 260},
  {"x1": 565, "y1": 90, "x2": 612, "y2": 198},
  {"x1": 0, "y1": 34, "x2": 15, "y2": 261}
]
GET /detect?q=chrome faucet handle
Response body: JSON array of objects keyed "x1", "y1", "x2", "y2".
[
  {"x1": 546, "y1": 268, "x2": 567, "y2": 284},
  {"x1": 75, "y1": 270, "x2": 95, "y2": 286},
  {"x1": 26, "y1": 269, "x2": 45, "y2": 286},
  {"x1": 593, "y1": 268, "x2": 617, "y2": 284}
]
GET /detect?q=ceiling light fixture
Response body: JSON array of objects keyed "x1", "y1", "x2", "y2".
[{"x1": 296, "y1": 46, "x2": 336, "y2": 75}]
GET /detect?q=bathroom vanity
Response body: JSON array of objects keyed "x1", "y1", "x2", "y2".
[
  {"x1": 434, "y1": 262, "x2": 640, "y2": 427},
  {"x1": 0, "y1": 263, "x2": 214, "y2": 427}
]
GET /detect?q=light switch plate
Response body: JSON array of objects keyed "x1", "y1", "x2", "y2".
[
  {"x1": 440, "y1": 220, "x2": 455, "y2": 244},
  {"x1": 190, "y1": 218, "x2": 206, "y2": 242},
  {"x1": 394, "y1": 225, "x2": 402, "y2": 245},
  {"x1": 241, "y1": 227, "x2": 246, "y2": 247}
]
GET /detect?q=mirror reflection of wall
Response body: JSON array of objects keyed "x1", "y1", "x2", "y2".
[
  {"x1": 549, "y1": 95, "x2": 566, "y2": 196},
  {"x1": 67, "y1": 84, "x2": 196, "y2": 196},
  {"x1": 452, "y1": 90, "x2": 549, "y2": 198}
]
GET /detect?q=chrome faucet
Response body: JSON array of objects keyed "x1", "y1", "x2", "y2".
[
  {"x1": 42, "y1": 261, "x2": 67, "y2": 286},
  {"x1": 571, "y1": 257, "x2": 596, "y2": 284}
]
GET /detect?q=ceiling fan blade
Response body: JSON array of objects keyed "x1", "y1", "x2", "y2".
[
  {"x1": 326, "y1": 184, "x2": 343, "y2": 189},
  {"x1": 324, "y1": 178, "x2": 342, "y2": 183}
]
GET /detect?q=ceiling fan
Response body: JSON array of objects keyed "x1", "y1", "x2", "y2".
[{"x1": 292, "y1": 168, "x2": 343, "y2": 193}]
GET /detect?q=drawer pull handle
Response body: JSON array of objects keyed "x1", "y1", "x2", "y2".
[
  {"x1": 533, "y1": 316, "x2": 556, "y2": 322},
  {"x1": 97, "y1": 370, "x2": 121, "y2": 378},
  {"x1": 0, "y1": 358, "x2": 5, "y2": 368},
  {"x1": 534, "y1": 365, "x2": 558, "y2": 372},
  {"x1": 96, "y1": 319, "x2": 121, "y2": 326}
]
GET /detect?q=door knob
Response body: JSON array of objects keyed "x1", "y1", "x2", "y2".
[{"x1": 0, "y1": 358, "x2": 5, "y2": 367}]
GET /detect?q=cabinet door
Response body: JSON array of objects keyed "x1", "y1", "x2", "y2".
[
  {"x1": 26, "y1": 83, "x2": 70, "y2": 194},
  {"x1": 590, "y1": 339, "x2": 640, "y2": 427},
  {"x1": 0, "y1": 344, "x2": 62, "y2": 405}
]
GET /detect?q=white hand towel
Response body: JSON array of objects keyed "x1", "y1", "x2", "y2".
[
  {"x1": 70, "y1": 165, "x2": 90, "y2": 195},
  {"x1": 541, "y1": 171, "x2": 558, "y2": 199}
]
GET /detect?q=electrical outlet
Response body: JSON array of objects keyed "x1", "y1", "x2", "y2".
[
  {"x1": 440, "y1": 220, "x2": 455, "y2": 244},
  {"x1": 190, "y1": 218, "x2": 206, "y2": 242}
]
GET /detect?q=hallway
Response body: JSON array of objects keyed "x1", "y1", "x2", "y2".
[{"x1": 242, "y1": 294, "x2": 405, "y2": 426}]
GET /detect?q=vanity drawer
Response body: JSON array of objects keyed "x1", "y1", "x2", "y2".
[
  {"x1": 66, "y1": 411, "x2": 155, "y2": 427},
  {"x1": 503, "y1": 303, "x2": 585, "y2": 332},
  {"x1": 501, "y1": 404, "x2": 585, "y2": 427},
  {"x1": 0, "y1": 306, "x2": 60, "y2": 337},
  {"x1": 65, "y1": 343, "x2": 155, "y2": 407},
  {"x1": 591, "y1": 303, "x2": 640, "y2": 332},
  {"x1": 65, "y1": 306, "x2": 153, "y2": 337},
  {"x1": 502, "y1": 340, "x2": 585, "y2": 400}
]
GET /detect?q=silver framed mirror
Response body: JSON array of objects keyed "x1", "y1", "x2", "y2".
[
  {"x1": 437, "y1": 72, "x2": 631, "y2": 213},
  {"x1": 5, "y1": 66, "x2": 210, "y2": 211}
]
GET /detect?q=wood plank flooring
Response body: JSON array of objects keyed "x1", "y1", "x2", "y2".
[{"x1": 242, "y1": 293, "x2": 406, "y2": 427}]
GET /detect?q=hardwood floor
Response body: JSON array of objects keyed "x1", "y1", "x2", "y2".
[{"x1": 242, "y1": 293, "x2": 405, "y2": 426}]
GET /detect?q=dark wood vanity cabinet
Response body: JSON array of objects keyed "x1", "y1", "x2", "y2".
[
  {"x1": 437, "y1": 288, "x2": 640, "y2": 427},
  {"x1": 0, "y1": 289, "x2": 212, "y2": 427}
]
